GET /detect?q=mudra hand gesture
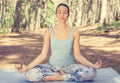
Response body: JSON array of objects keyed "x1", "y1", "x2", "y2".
[
  {"x1": 94, "y1": 55, "x2": 105, "y2": 69},
  {"x1": 15, "y1": 64, "x2": 28, "y2": 73}
]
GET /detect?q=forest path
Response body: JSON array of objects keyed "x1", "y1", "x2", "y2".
[{"x1": 0, "y1": 27, "x2": 120, "y2": 74}]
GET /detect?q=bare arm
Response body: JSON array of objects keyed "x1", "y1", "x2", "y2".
[
  {"x1": 73, "y1": 28, "x2": 102, "y2": 68},
  {"x1": 27, "y1": 29, "x2": 51, "y2": 69}
]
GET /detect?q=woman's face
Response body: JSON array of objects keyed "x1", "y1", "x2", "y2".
[{"x1": 56, "y1": 5, "x2": 69, "y2": 22}]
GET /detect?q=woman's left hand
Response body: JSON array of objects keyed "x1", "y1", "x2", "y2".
[{"x1": 94, "y1": 56, "x2": 105, "y2": 69}]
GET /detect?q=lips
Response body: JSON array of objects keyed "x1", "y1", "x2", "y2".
[{"x1": 61, "y1": 18, "x2": 64, "y2": 19}]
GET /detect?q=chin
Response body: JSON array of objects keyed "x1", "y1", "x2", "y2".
[{"x1": 59, "y1": 20, "x2": 66, "y2": 22}]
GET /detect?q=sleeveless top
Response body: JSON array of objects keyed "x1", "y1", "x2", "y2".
[{"x1": 48, "y1": 27, "x2": 75, "y2": 69}]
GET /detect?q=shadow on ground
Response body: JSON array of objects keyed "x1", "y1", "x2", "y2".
[{"x1": 0, "y1": 29, "x2": 120, "y2": 74}]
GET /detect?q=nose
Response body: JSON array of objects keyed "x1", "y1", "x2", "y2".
[
  {"x1": 61, "y1": 13, "x2": 67, "y2": 17},
  {"x1": 60, "y1": 13, "x2": 64, "y2": 16}
]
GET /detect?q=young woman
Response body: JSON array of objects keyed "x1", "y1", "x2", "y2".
[{"x1": 15, "y1": 3, "x2": 103, "y2": 82}]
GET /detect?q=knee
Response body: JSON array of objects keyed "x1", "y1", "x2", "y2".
[
  {"x1": 79, "y1": 68, "x2": 97, "y2": 81},
  {"x1": 86, "y1": 68, "x2": 97, "y2": 79},
  {"x1": 73, "y1": 68, "x2": 97, "y2": 81},
  {"x1": 25, "y1": 68, "x2": 43, "y2": 81}
]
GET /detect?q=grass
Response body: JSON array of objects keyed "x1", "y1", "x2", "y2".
[
  {"x1": 0, "y1": 28, "x2": 11, "y2": 34},
  {"x1": 98, "y1": 21, "x2": 120, "y2": 33}
]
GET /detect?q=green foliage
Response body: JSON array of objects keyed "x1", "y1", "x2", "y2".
[
  {"x1": 98, "y1": 21, "x2": 120, "y2": 33},
  {"x1": 0, "y1": 0, "x2": 120, "y2": 33},
  {"x1": 22, "y1": 0, "x2": 27, "y2": 3},
  {"x1": 39, "y1": 0, "x2": 55, "y2": 28},
  {"x1": 71, "y1": 0, "x2": 78, "y2": 9},
  {"x1": 98, "y1": 24, "x2": 107, "y2": 33},
  {"x1": 4, "y1": 18, "x2": 14, "y2": 28},
  {"x1": 0, "y1": 28, "x2": 11, "y2": 34},
  {"x1": 0, "y1": 3, "x2": 14, "y2": 34},
  {"x1": 6, "y1": 6, "x2": 14, "y2": 13},
  {"x1": 45, "y1": 0, "x2": 55, "y2": 27},
  {"x1": 115, "y1": 21, "x2": 120, "y2": 29}
]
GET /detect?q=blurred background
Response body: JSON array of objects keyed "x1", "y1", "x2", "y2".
[
  {"x1": 0, "y1": 0, "x2": 120, "y2": 33},
  {"x1": 0, "y1": 0, "x2": 120, "y2": 74}
]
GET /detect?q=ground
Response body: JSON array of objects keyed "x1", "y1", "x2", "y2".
[{"x1": 0, "y1": 26, "x2": 120, "y2": 74}]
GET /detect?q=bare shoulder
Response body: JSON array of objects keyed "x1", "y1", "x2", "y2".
[
  {"x1": 44, "y1": 28, "x2": 51, "y2": 38},
  {"x1": 44, "y1": 28, "x2": 50, "y2": 33}
]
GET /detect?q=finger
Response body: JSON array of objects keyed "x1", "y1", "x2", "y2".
[
  {"x1": 97, "y1": 55, "x2": 103, "y2": 64},
  {"x1": 98, "y1": 56, "x2": 103, "y2": 63},
  {"x1": 19, "y1": 64, "x2": 25, "y2": 72},
  {"x1": 95, "y1": 60, "x2": 99, "y2": 65},
  {"x1": 96, "y1": 59, "x2": 101, "y2": 64},
  {"x1": 20, "y1": 64, "x2": 23, "y2": 69},
  {"x1": 15, "y1": 65, "x2": 20, "y2": 70},
  {"x1": 15, "y1": 65, "x2": 21, "y2": 72},
  {"x1": 99, "y1": 59, "x2": 102, "y2": 64},
  {"x1": 15, "y1": 64, "x2": 23, "y2": 72},
  {"x1": 102, "y1": 64, "x2": 107, "y2": 68}
]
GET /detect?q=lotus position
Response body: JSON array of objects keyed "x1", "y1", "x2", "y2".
[{"x1": 15, "y1": 3, "x2": 104, "y2": 82}]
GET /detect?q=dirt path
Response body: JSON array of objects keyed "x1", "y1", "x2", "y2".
[{"x1": 0, "y1": 27, "x2": 120, "y2": 74}]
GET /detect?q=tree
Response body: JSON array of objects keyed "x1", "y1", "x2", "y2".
[
  {"x1": 11, "y1": 0, "x2": 22, "y2": 33},
  {"x1": 0, "y1": 0, "x2": 120, "y2": 33}
]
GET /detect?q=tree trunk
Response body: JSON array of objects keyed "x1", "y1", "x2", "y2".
[
  {"x1": 2, "y1": 0, "x2": 119, "y2": 30},
  {"x1": 40, "y1": 0, "x2": 47, "y2": 28},
  {"x1": 11, "y1": 0, "x2": 22, "y2": 33},
  {"x1": 1, "y1": 0, "x2": 6, "y2": 28},
  {"x1": 0, "y1": 0, "x2": 2, "y2": 28},
  {"x1": 73, "y1": 0, "x2": 120, "y2": 27},
  {"x1": 35, "y1": 7, "x2": 41, "y2": 30},
  {"x1": 34, "y1": 0, "x2": 42, "y2": 30},
  {"x1": 21, "y1": 0, "x2": 30, "y2": 30}
]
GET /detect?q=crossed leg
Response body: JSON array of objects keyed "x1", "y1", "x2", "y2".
[{"x1": 43, "y1": 70, "x2": 65, "y2": 81}]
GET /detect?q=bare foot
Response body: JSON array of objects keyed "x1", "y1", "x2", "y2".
[
  {"x1": 59, "y1": 70, "x2": 66, "y2": 75},
  {"x1": 43, "y1": 72, "x2": 64, "y2": 81}
]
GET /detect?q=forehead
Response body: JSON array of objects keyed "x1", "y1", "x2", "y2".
[{"x1": 57, "y1": 5, "x2": 68, "y2": 11}]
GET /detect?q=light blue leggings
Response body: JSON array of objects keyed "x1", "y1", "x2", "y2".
[{"x1": 25, "y1": 63, "x2": 97, "y2": 82}]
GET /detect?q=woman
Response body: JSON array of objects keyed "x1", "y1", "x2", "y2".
[{"x1": 15, "y1": 3, "x2": 104, "y2": 82}]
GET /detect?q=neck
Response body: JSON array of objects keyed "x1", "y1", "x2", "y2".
[{"x1": 56, "y1": 22, "x2": 68, "y2": 29}]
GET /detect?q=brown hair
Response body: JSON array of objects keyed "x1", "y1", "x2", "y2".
[{"x1": 56, "y1": 3, "x2": 70, "y2": 17}]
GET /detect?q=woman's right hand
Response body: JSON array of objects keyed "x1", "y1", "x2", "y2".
[{"x1": 15, "y1": 64, "x2": 29, "y2": 73}]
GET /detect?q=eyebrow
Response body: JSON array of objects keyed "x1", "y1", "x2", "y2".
[{"x1": 57, "y1": 10, "x2": 68, "y2": 12}]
